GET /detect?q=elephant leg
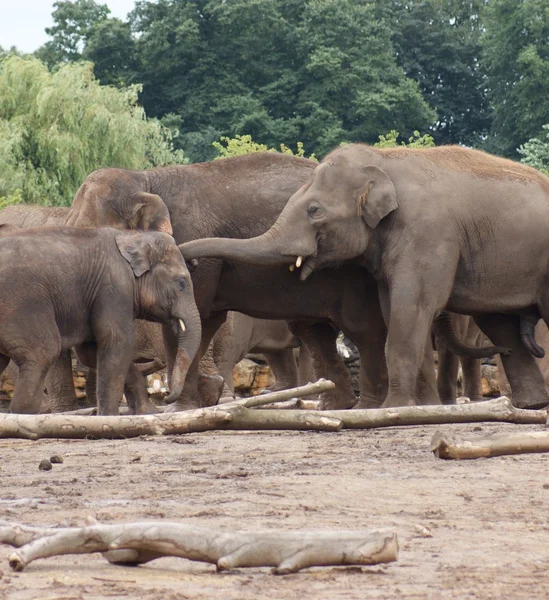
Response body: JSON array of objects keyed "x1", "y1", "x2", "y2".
[
  {"x1": 436, "y1": 345, "x2": 459, "y2": 404},
  {"x1": 123, "y1": 362, "x2": 158, "y2": 415},
  {"x1": 85, "y1": 367, "x2": 98, "y2": 407},
  {"x1": 474, "y1": 314, "x2": 548, "y2": 409},
  {"x1": 10, "y1": 361, "x2": 51, "y2": 414},
  {"x1": 0, "y1": 354, "x2": 8, "y2": 378},
  {"x1": 209, "y1": 311, "x2": 236, "y2": 397},
  {"x1": 416, "y1": 345, "x2": 441, "y2": 405},
  {"x1": 262, "y1": 349, "x2": 299, "y2": 391},
  {"x1": 379, "y1": 278, "x2": 443, "y2": 408},
  {"x1": 198, "y1": 342, "x2": 227, "y2": 406},
  {"x1": 165, "y1": 312, "x2": 227, "y2": 411},
  {"x1": 288, "y1": 321, "x2": 357, "y2": 410},
  {"x1": 297, "y1": 343, "x2": 316, "y2": 386},
  {"x1": 461, "y1": 356, "x2": 483, "y2": 401},
  {"x1": 43, "y1": 351, "x2": 79, "y2": 413}
]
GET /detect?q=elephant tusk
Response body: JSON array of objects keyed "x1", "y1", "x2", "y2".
[
  {"x1": 296, "y1": 256, "x2": 303, "y2": 268},
  {"x1": 289, "y1": 264, "x2": 295, "y2": 271},
  {"x1": 178, "y1": 318, "x2": 186, "y2": 332}
]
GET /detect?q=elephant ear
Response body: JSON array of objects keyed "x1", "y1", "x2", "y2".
[
  {"x1": 130, "y1": 192, "x2": 173, "y2": 235},
  {"x1": 358, "y1": 166, "x2": 398, "y2": 229},
  {"x1": 115, "y1": 232, "x2": 154, "y2": 277}
]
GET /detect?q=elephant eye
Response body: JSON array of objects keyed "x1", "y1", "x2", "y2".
[
  {"x1": 307, "y1": 203, "x2": 325, "y2": 219},
  {"x1": 177, "y1": 278, "x2": 186, "y2": 291}
]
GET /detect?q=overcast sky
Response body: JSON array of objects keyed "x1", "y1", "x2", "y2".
[{"x1": 0, "y1": 0, "x2": 138, "y2": 53}]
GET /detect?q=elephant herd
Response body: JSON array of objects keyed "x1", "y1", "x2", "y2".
[{"x1": 2, "y1": 144, "x2": 549, "y2": 415}]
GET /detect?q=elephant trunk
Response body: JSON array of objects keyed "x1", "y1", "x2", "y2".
[
  {"x1": 178, "y1": 224, "x2": 315, "y2": 268},
  {"x1": 433, "y1": 311, "x2": 512, "y2": 358},
  {"x1": 164, "y1": 304, "x2": 202, "y2": 403}
]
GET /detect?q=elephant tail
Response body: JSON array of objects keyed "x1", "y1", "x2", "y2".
[
  {"x1": 520, "y1": 317, "x2": 545, "y2": 358},
  {"x1": 433, "y1": 311, "x2": 512, "y2": 358}
]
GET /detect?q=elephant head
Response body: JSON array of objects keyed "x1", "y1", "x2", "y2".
[
  {"x1": 67, "y1": 169, "x2": 173, "y2": 234},
  {"x1": 177, "y1": 152, "x2": 398, "y2": 280},
  {"x1": 115, "y1": 231, "x2": 201, "y2": 402}
]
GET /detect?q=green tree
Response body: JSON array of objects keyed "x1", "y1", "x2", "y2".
[
  {"x1": 36, "y1": 0, "x2": 110, "y2": 67},
  {"x1": 124, "y1": 0, "x2": 435, "y2": 160},
  {"x1": 482, "y1": 0, "x2": 549, "y2": 157},
  {"x1": 386, "y1": 0, "x2": 490, "y2": 147},
  {"x1": 519, "y1": 125, "x2": 549, "y2": 175},
  {"x1": 212, "y1": 134, "x2": 316, "y2": 160},
  {"x1": 0, "y1": 55, "x2": 184, "y2": 205}
]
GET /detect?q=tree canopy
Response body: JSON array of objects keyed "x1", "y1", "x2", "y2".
[
  {"x1": 3, "y1": 0, "x2": 548, "y2": 172},
  {"x1": 0, "y1": 55, "x2": 184, "y2": 205}
]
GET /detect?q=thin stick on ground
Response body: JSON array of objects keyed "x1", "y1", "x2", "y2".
[
  {"x1": 1, "y1": 521, "x2": 398, "y2": 575},
  {"x1": 222, "y1": 378, "x2": 335, "y2": 409},
  {"x1": 431, "y1": 430, "x2": 549, "y2": 460}
]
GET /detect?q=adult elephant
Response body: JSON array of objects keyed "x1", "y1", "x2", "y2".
[
  {"x1": 178, "y1": 144, "x2": 548, "y2": 409},
  {"x1": 68, "y1": 153, "x2": 494, "y2": 410}
]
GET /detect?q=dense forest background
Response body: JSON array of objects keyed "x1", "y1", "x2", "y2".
[{"x1": 1, "y1": 0, "x2": 549, "y2": 205}]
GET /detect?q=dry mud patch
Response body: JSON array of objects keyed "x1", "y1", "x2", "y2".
[{"x1": 1, "y1": 422, "x2": 549, "y2": 599}]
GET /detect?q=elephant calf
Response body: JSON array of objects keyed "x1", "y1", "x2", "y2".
[{"x1": 0, "y1": 227, "x2": 200, "y2": 415}]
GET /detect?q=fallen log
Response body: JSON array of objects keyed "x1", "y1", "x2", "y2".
[
  {"x1": 431, "y1": 430, "x2": 549, "y2": 460},
  {"x1": 222, "y1": 379, "x2": 335, "y2": 409},
  {"x1": 321, "y1": 396, "x2": 546, "y2": 428},
  {"x1": 0, "y1": 407, "x2": 233, "y2": 440},
  {"x1": 227, "y1": 406, "x2": 341, "y2": 431},
  {"x1": 1, "y1": 521, "x2": 398, "y2": 574}
]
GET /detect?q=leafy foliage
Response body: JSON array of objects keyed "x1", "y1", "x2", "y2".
[
  {"x1": 373, "y1": 130, "x2": 435, "y2": 148},
  {"x1": 482, "y1": 0, "x2": 549, "y2": 157},
  {"x1": 212, "y1": 135, "x2": 316, "y2": 161},
  {"x1": 386, "y1": 0, "x2": 490, "y2": 147},
  {"x1": 0, "y1": 55, "x2": 184, "y2": 205},
  {"x1": 519, "y1": 125, "x2": 549, "y2": 175}
]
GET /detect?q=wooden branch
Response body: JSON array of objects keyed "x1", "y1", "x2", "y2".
[
  {"x1": 321, "y1": 396, "x2": 546, "y2": 428},
  {"x1": 222, "y1": 379, "x2": 335, "y2": 409},
  {"x1": 226, "y1": 406, "x2": 341, "y2": 431},
  {"x1": 431, "y1": 430, "x2": 549, "y2": 460},
  {"x1": 0, "y1": 407, "x2": 233, "y2": 440},
  {"x1": 1, "y1": 521, "x2": 398, "y2": 574}
]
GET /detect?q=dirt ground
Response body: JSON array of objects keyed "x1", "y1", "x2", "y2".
[{"x1": 1, "y1": 420, "x2": 549, "y2": 599}]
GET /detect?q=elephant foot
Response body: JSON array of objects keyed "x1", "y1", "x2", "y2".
[
  {"x1": 198, "y1": 373, "x2": 225, "y2": 407},
  {"x1": 163, "y1": 398, "x2": 201, "y2": 412},
  {"x1": 318, "y1": 391, "x2": 357, "y2": 411},
  {"x1": 132, "y1": 396, "x2": 160, "y2": 415},
  {"x1": 381, "y1": 395, "x2": 416, "y2": 408},
  {"x1": 354, "y1": 397, "x2": 383, "y2": 409},
  {"x1": 40, "y1": 397, "x2": 80, "y2": 414},
  {"x1": 511, "y1": 390, "x2": 549, "y2": 410}
]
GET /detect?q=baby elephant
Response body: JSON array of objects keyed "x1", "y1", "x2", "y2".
[{"x1": 0, "y1": 227, "x2": 201, "y2": 415}]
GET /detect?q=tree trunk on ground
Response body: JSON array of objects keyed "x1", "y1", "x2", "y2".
[
  {"x1": 431, "y1": 430, "x2": 549, "y2": 460},
  {"x1": 0, "y1": 407, "x2": 233, "y2": 440},
  {"x1": 1, "y1": 520, "x2": 398, "y2": 574},
  {"x1": 321, "y1": 396, "x2": 546, "y2": 428}
]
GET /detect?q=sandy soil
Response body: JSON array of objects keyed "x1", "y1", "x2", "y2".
[{"x1": 1, "y1": 421, "x2": 549, "y2": 599}]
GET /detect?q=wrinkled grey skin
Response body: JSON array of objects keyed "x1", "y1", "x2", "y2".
[
  {"x1": 124, "y1": 312, "x2": 316, "y2": 397},
  {"x1": 69, "y1": 153, "x2": 494, "y2": 409},
  {"x1": 215, "y1": 312, "x2": 314, "y2": 394},
  {"x1": 435, "y1": 314, "x2": 485, "y2": 403},
  {"x1": 0, "y1": 227, "x2": 200, "y2": 415},
  {"x1": 179, "y1": 144, "x2": 549, "y2": 409},
  {"x1": 67, "y1": 155, "x2": 376, "y2": 409}
]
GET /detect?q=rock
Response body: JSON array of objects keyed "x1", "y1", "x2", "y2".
[
  {"x1": 50, "y1": 455, "x2": 64, "y2": 464},
  {"x1": 39, "y1": 459, "x2": 52, "y2": 471},
  {"x1": 481, "y1": 365, "x2": 500, "y2": 397},
  {"x1": 233, "y1": 358, "x2": 275, "y2": 396}
]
